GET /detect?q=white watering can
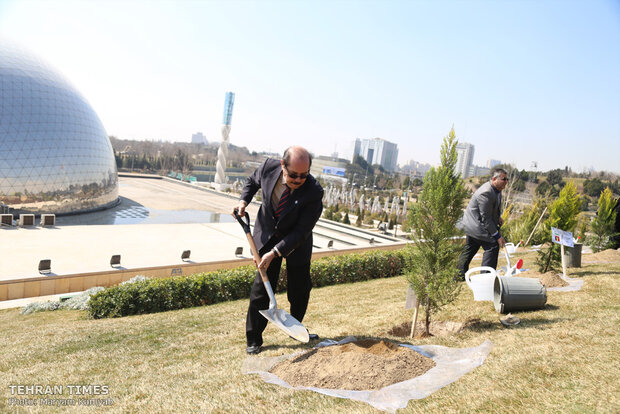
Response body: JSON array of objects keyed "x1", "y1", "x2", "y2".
[
  {"x1": 465, "y1": 266, "x2": 498, "y2": 301},
  {"x1": 505, "y1": 242, "x2": 517, "y2": 255},
  {"x1": 466, "y1": 247, "x2": 524, "y2": 302},
  {"x1": 500, "y1": 247, "x2": 524, "y2": 277}
]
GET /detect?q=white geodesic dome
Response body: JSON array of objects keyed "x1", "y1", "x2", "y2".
[{"x1": 0, "y1": 39, "x2": 118, "y2": 214}]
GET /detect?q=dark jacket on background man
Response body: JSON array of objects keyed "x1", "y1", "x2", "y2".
[{"x1": 458, "y1": 181, "x2": 502, "y2": 242}]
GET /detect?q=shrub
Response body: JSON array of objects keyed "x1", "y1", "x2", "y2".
[
  {"x1": 88, "y1": 265, "x2": 256, "y2": 318},
  {"x1": 21, "y1": 287, "x2": 105, "y2": 315},
  {"x1": 356, "y1": 210, "x2": 364, "y2": 226},
  {"x1": 502, "y1": 199, "x2": 548, "y2": 246},
  {"x1": 342, "y1": 212, "x2": 351, "y2": 225},
  {"x1": 590, "y1": 187, "x2": 618, "y2": 252},
  {"x1": 536, "y1": 180, "x2": 581, "y2": 272},
  {"x1": 88, "y1": 249, "x2": 408, "y2": 319}
]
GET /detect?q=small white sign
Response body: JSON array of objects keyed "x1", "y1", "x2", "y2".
[
  {"x1": 551, "y1": 227, "x2": 574, "y2": 247},
  {"x1": 405, "y1": 287, "x2": 418, "y2": 309}
]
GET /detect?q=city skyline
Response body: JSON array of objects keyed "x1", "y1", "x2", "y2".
[{"x1": 0, "y1": 0, "x2": 618, "y2": 173}]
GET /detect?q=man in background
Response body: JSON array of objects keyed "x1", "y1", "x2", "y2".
[{"x1": 457, "y1": 168, "x2": 508, "y2": 279}]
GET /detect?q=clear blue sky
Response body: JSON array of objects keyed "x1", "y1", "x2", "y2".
[{"x1": 1, "y1": 0, "x2": 619, "y2": 173}]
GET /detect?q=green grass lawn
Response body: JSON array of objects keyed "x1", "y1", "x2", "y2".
[{"x1": 1, "y1": 250, "x2": 618, "y2": 413}]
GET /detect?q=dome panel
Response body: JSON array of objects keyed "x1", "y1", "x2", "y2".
[{"x1": 0, "y1": 39, "x2": 118, "y2": 214}]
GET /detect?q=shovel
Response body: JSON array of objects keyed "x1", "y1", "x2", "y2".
[{"x1": 234, "y1": 211, "x2": 309, "y2": 343}]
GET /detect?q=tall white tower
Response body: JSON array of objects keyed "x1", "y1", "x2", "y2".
[
  {"x1": 214, "y1": 92, "x2": 234, "y2": 191},
  {"x1": 455, "y1": 142, "x2": 475, "y2": 178}
]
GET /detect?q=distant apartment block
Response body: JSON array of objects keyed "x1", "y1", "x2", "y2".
[
  {"x1": 401, "y1": 160, "x2": 432, "y2": 179},
  {"x1": 351, "y1": 137, "x2": 399, "y2": 172},
  {"x1": 191, "y1": 132, "x2": 208, "y2": 145},
  {"x1": 472, "y1": 165, "x2": 490, "y2": 177},
  {"x1": 486, "y1": 159, "x2": 501, "y2": 169},
  {"x1": 456, "y1": 142, "x2": 475, "y2": 178}
]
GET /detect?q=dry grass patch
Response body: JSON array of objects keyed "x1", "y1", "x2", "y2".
[{"x1": 0, "y1": 249, "x2": 618, "y2": 413}]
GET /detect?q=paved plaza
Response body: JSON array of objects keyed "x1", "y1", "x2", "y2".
[{"x1": 0, "y1": 176, "x2": 404, "y2": 308}]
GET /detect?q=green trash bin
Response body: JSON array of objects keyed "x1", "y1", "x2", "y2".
[
  {"x1": 562, "y1": 243, "x2": 582, "y2": 268},
  {"x1": 494, "y1": 276, "x2": 547, "y2": 314}
]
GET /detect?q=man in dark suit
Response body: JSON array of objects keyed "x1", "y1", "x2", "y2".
[
  {"x1": 457, "y1": 168, "x2": 508, "y2": 279},
  {"x1": 233, "y1": 146, "x2": 323, "y2": 354}
]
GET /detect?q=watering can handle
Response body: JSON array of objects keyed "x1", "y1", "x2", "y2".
[
  {"x1": 504, "y1": 246, "x2": 512, "y2": 269},
  {"x1": 464, "y1": 266, "x2": 497, "y2": 286}
]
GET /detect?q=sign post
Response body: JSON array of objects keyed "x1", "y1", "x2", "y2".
[{"x1": 551, "y1": 227, "x2": 574, "y2": 278}]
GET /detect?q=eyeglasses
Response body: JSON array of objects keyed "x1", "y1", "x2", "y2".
[
  {"x1": 285, "y1": 166, "x2": 309, "y2": 180},
  {"x1": 500, "y1": 177, "x2": 509, "y2": 182}
]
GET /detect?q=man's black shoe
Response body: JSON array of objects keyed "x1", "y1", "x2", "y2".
[
  {"x1": 246, "y1": 345, "x2": 261, "y2": 355},
  {"x1": 308, "y1": 333, "x2": 319, "y2": 341}
]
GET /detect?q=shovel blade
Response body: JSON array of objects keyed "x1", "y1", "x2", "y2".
[{"x1": 259, "y1": 308, "x2": 310, "y2": 343}]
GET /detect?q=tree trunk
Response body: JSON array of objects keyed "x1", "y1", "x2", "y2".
[
  {"x1": 543, "y1": 244, "x2": 554, "y2": 273},
  {"x1": 425, "y1": 299, "x2": 431, "y2": 336}
]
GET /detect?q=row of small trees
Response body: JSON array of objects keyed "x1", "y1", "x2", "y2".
[
  {"x1": 402, "y1": 127, "x2": 619, "y2": 336},
  {"x1": 535, "y1": 183, "x2": 618, "y2": 272}
]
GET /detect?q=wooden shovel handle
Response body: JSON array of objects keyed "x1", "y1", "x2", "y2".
[
  {"x1": 244, "y1": 233, "x2": 270, "y2": 284},
  {"x1": 234, "y1": 211, "x2": 269, "y2": 284}
]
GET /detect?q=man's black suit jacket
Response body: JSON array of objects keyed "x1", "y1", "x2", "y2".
[{"x1": 240, "y1": 158, "x2": 324, "y2": 265}]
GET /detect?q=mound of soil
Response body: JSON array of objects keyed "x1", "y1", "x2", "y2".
[
  {"x1": 388, "y1": 320, "x2": 464, "y2": 338},
  {"x1": 585, "y1": 248, "x2": 620, "y2": 263},
  {"x1": 270, "y1": 339, "x2": 436, "y2": 390},
  {"x1": 516, "y1": 270, "x2": 568, "y2": 287}
]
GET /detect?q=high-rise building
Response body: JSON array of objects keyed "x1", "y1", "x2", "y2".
[
  {"x1": 455, "y1": 142, "x2": 475, "y2": 178},
  {"x1": 350, "y1": 139, "x2": 361, "y2": 163},
  {"x1": 351, "y1": 138, "x2": 399, "y2": 172},
  {"x1": 486, "y1": 159, "x2": 501, "y2": 169},
  {"x1": 191, "y1": 132, "x2": 208, "y2": 145}
]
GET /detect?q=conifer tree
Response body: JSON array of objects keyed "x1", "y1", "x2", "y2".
[
  {"x1": 536, "y1": 180, "x2": 581, "y2": 272},
  {"x1": 590, "y1": 187, "x2": 618, "y2": 252},
  {"x1": 405, "y1": 127, "x2": 467, "y2": 335}
]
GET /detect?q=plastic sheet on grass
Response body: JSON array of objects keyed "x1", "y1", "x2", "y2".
[
  {"x1": 242, "y1": 337, "x2": 493, "y2": 413},
  {"x1": 547, "y1": 274, "x2": 584, "y2": 292}
]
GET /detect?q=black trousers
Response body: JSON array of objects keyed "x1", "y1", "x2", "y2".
[
  {"x1": 457, "y1": 235, "x2": 500, "y2": 280},
  {"x1": 245, "y1": 245, "x2": 312, "y2": 347}
]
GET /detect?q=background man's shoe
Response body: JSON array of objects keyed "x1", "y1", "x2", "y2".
[{"x1": 246, "y1": 345, "x2": 261, "y2": 354}]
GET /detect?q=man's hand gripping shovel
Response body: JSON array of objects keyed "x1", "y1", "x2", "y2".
[{"x1": 234, "y1": 211, "x2": 309, "y2": 343}]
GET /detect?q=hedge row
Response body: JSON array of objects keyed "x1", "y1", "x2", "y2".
[{"x1": 88, "y1": 248, "x2": 408, "y2": 319}]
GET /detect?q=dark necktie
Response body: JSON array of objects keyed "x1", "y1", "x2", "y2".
[{"x1": 274, "y1": 186, "x2": 290, "y2": 219}]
